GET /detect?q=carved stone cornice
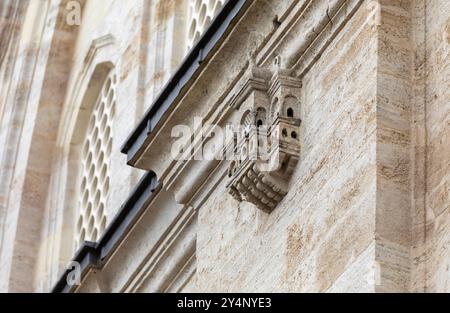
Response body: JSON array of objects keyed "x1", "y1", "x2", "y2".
[{"x1": 256, "y1": 0, "x2": 364, "y2": 75}]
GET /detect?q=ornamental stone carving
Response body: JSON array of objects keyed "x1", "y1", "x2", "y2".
[{"x1": 226, "y1": 63, "x2": 302, "y2": 213}]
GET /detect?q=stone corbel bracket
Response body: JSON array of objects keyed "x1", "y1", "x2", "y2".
[{"x1": 226, "y1": 62, "x2": 302, "y2": 213}]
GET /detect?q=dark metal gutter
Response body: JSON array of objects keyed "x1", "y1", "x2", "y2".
[
  {"x1": 51, "y1": 171, "x2": 160, "y2": 293},
  {"x1": 121, "y1": 0, "x2": 248, "y2": 162}
]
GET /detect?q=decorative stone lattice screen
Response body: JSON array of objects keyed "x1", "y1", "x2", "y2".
[
  {"x1": 75, "y1": 71, "x2": 116, "y2": 249},
  {"x1": 187, "y1": 0, "x2": 223, "y2": 50}
]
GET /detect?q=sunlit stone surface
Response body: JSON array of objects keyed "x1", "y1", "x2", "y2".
[{"x1": 0, "y1": 0, "x2": 448, "y2": 293}]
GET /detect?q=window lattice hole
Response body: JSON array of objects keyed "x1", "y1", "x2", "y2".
[
  {"x1": 213, "y1": 1, "x2": 223, "y2": 16},
  {"x1": 101, "y1": 115, "x2": 108, "y2": 132},
  {"x1": 94, "y1": 191, "x2": 101, "y2": 208},
  {"x1": 88, "y1": 216, "x2": 94, "y2": 234},
  {"x1": 106, "y1": 139, "x2": 112, "y2": 155},
  {"x1": 79, "y1": 229, "x2": 86, "y2": 243},
  {"x1": 92, "y1": 128, "x2": 99, "y2": 145},
  {"x1": 105, "y1": 79, "x2": 112, "y2": 94},
  {"x1": 110, "y1": 102, "x2": 116, "y2": 116},
  {"x1": 97, "y1": 152, "x2": 105, "y2": 170},
  {"x1": 100, "y1": 164, "x2": 107, "y2": 181},
  {"x1": 189, "y1": 19, "x2": 197, "y2": 38},
  {"x1": 95, "y1": 140, "x2": 101, "y2": 155},
  {"x1": 107, "y1": 91, "x2": 114, "y2": 106},
  {"x1": 85, "y1": 203, "x2": 92, "y2": 219},
  {"x1": 88, "y1": 164, "x2": 95, "y2": 182},
  {"x1": 103, "y1": 178, "x2": 110, "y2": 194},
  {"x1": 92, "y1": 178, "x2": 98, "y2": 193},
  {"x1": 97, "y1": 204, "x2": 105, "y2": 221},
  {"x1": 85, "y1": 152, "x2": 93, "y2": 169},
  {"x1": 104, "y1": 127, "x2": 111, "y2": 141},
  {"x1": 92, "y1": 229, "x2": 98, "y2": 242},
  {"x1": 100, "y1": 218, "x2": 107, "y2": 233},
  {"x1": 82, "y1": 190, "x2": 89, "y2": 207}
]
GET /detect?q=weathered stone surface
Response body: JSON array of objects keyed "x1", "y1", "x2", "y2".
[{"x1": 0, "y1": 0, "x2": 448, "y2": 293}]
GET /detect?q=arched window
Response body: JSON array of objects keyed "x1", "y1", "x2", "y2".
[
  {"x1": 74, "y1": 69, "x2": 116, "y2": 250},
  {"x1": 282, "y1": 96, "x2": 299, "y2": 119},
  {"x1": 255, "y1": 107, "x2": 267, "y2": 127}
]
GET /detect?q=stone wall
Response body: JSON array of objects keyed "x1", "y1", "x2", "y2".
[
  {"x1": 195, "y1": 1, "x2": 378, "y2": 292},
  {"x1": 0, "y1": 0, "x2": 448, "y2": 293},
  {"x1": 411, "y1": 0, "x2": 450, "y2": 293}
]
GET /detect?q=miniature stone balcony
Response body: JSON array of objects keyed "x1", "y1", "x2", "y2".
[{"x1": 226, "y1": 64, "x2": 302, "y2": 213}]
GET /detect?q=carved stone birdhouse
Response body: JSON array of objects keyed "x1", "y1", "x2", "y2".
[{"x1": 227, "y1": 63, "x2": 302, "y2": 213}]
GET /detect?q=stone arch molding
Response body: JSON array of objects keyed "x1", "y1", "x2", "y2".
[
  {"x1": 44, "y1": 34, "x2": 118, "y2": 283},
  {"x1": 226, "y1": 62, "x2": 302, "y2": 213}
]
